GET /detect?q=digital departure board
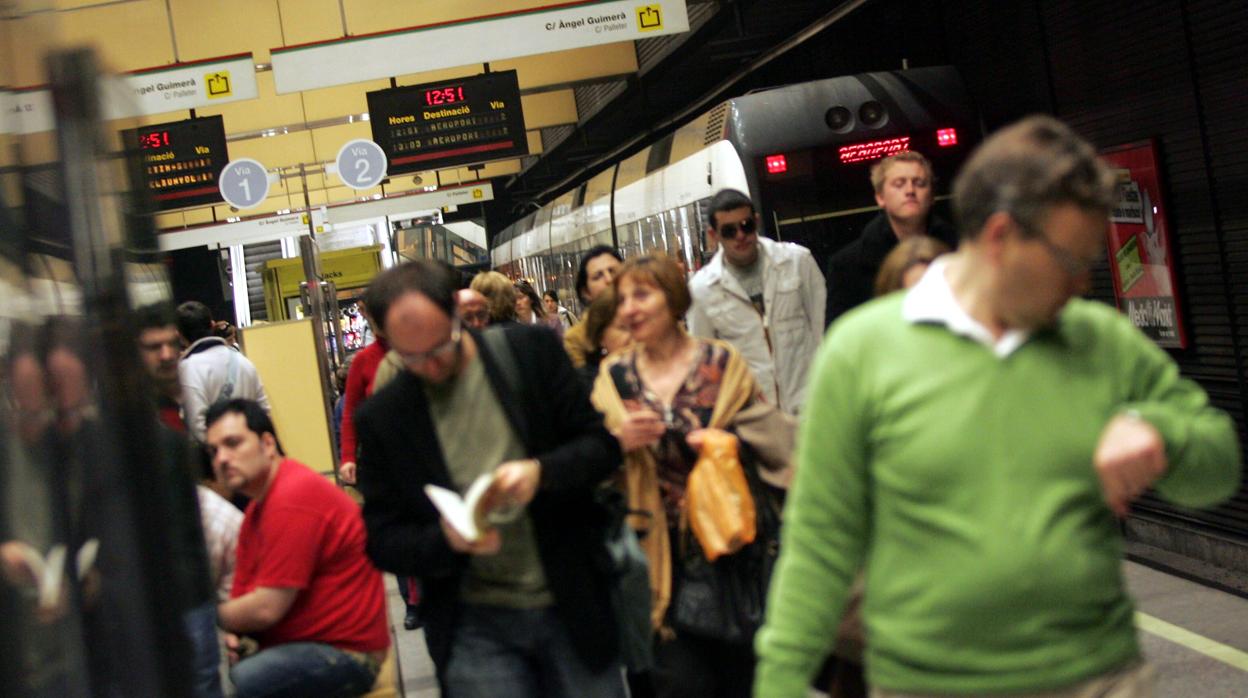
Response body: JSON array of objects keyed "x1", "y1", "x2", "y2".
[
  {"x1": 367, "y1": 70, "x2": 528, "y2": 176},
  {"x1": 124, "y1": 115, "x2": 228, "y2": 211}
]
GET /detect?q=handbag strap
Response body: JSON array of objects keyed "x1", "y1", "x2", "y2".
[{"x1": 480, "y1": 326, "x2": 528, "y2": 437}]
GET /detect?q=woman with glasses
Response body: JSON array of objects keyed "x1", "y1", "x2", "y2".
[{"x1": 592, "y1": 254, "x2": 793, "y2": 698}]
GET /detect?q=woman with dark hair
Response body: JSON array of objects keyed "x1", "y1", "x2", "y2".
[
  {"x1": 574, "y1": 288, "x2": 630, "y2": 389},
  {"x1": 543, "y1": 289, "x2": 577, "y2": 331},
  {"x1": 564, "y1": 246, "x2": 623, "y2": 367},
  {"x1": 513, "y1": 278, "x2": 561, "y2": 333},
  {"x1": 591, "y1": 254, "x2": 793, "y2": 698}
]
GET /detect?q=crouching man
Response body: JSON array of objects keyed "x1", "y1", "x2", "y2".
[{"x1": 206, "y1": 399, "x2": 389, "y2": 698}]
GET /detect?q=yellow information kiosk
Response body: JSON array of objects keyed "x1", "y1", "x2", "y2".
[{"x1": 262, "y1": 244, "x2": 383, "y2": 352}]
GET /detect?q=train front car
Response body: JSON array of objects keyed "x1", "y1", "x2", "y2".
[
  {"x1": 491, "y1": 66, "x2": 979, "y2": 313},
  {"x1": 726, "y1": 65, "x2": 979, "y2": 272}
]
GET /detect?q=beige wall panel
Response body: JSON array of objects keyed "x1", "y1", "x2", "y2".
[
  {"x1": 228, "y1": 131, "x2": 316, "y2": 171},
  {"x1": 197, "y1": 73, "x2": 303, "y2": 134},
  {"x1": 396, "y1": 66, "x2": 488, "y2": 89},
  {"x1": 54, "y1": 0, "x2": 174, "y2": 73},
  {"x1": 122, "y1": 108, "x2": 196, "y2": 132},
  {"x1": 180, "y1": 207, "x2": 217, "y2": 226},
  {"x1": 585, "y1": 166, "x2": 614, "y2": 203},
  {"x1": 391, "y1": 44, "x2": 638, "y2": 95},
  {"x1": 383, "y1": 177, "x2": 420, "y2": 195},
  {"x1": 312, "y1": 185, "x2": 380, "y2": 207},
  {"x1": 616, "y1": 146, "x2": 649, "y2": 189},
  {"x1": 241, "y1": 319, "x2": 334, "y2": 476},
  {"x1": 440, "y1": 159, "x2": 520, "y2": 184},
  {"x1": 274, "y1": 169, "x2": 328, "y2": 195},
  {"x1": 521, "y1": 90, "x2": 576, "y2": 129},
  {"x1": 527, "y1": 130, "x2": 543, "y2": 155},
  {"x1": 16, "y1": 132, "x2": 58, "y2": 165},
  {"x1": 10, "y1": 13, "x2": 62, "y2": 85},
  {"x1": 309, "y1": 121, "x2": 372, "y2": 166},
  {"x1": 154, "y1": 212, "x2": 185, "y2": 229},
  {"x1": 495, "y1": 44, "x2": 638, "y2": 88},
  {"x1": 343, "y1": 0, "x2": 550, "y2": 36},
  {"x1": 53, "y1": 0, "x2": 127, "y2": 8},
  {"x1": 278, "y1": 0, "x2": 344, "y2": 46},
  {"x1": 169, "y1": 0, "x2": 283, "y2": 62},
  {"x1": 300, "y1": 79, "x2": 387, "y2": 123}
]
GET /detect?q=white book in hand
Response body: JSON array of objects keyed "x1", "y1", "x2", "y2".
[{"x1": 424, "y1": 473, "x2": 496, "y2": 543}]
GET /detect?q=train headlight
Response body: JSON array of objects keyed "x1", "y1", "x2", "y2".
[
  {"x1": 825, "y1": 106, "x2": 853, "y2": 132},
  {"x1": 858, "y1": 100, "x2": 888, "y2": 128}
]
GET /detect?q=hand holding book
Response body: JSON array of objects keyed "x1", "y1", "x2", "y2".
[{"x1": 426, "y1": 460, "x2": 540, "y2": 550}]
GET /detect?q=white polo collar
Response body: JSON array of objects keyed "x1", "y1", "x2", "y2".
[{"x1": 901, "y1": 257, "x2": 1032, "y2": 358}]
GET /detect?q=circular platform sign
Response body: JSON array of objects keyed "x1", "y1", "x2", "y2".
[
  {"x1": 335, "y1": 139, "x2": 388, "y2": 190},
  {"x1": 218, "y1": 158, "x2": 271, "y2": 209}
]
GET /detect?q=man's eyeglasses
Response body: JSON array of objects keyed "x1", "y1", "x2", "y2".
[
  {"x1": 1011, "y1": 215, "x2": 1102, "y2": 277},
  {"x1": 1034, "y1": 234, "x2": 1102, "y2": 277},
  {"x1": 716, "y1": 217, "x2": 758, "y2": 240},
  {"x1": 396, "y1": 316, "x2": 462, "y2": 366}
]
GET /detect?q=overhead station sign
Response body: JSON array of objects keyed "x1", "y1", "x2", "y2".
[
  {"x1": 367, "y1": 71, "x2": 527, "y2": 176},
  {"x1": 9, "y1": 53, "x2": 258, "y2": 135},
  {"x1": 123, "y1": 116, "x2": 229, "y2": 211},
  {"x1": 269, "y1": 0, "x2": 690, "y2": 95}
]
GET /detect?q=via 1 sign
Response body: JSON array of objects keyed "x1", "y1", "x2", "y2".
[
  {"x1": 335, "y1": 139, "x2": 388, "y2": 190},
  {"x1": 218, "y1": 158, "x2": 272, "y2": 209}
]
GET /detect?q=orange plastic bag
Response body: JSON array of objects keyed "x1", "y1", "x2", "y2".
[{"x1": 685, "y1": 430, "x2": 756, "y2": 561}]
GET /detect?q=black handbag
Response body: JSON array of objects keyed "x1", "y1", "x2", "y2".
[
  {"x1": 670, "y1": 459, "x2": 783, "y2": 644},
  {"x1": 595, "y1": 487, "x2": 655, "y2": 671}
]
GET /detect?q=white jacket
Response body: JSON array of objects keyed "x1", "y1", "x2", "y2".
[
  {"x1": 687, "y1": 237, "x2": 826, "y2": 414},
  {"x1": 179, "y1": 336, "x2": 271, "y2": 442}
]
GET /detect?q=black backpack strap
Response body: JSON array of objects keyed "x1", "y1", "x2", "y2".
[{"x1": 480, "y1": 326, "x2": 528, "y2": 436}]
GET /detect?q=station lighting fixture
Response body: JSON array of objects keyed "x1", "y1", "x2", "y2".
[
  {"x1": 765, "y1": 154, "x2": 788, "y2": 174},
  {"x1": 937, "y1": 128, "x2": 958, "y2": 147}
]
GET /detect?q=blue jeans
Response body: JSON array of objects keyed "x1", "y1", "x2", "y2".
[
  {"x1": 230, "y1": 642, "x2": 377, "y2": 698},
  {"x1": 182, "y1": 602, "x2": 224, "y2": 698},
  {"x1": 446, "y1": 604, "x2": 626, "y2": 698}
]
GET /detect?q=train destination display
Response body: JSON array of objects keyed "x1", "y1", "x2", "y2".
[
  {"x1": 367, "y1": 70, "x2": 528, "y2": 176},
  {"x1": 125, "y1": 115, "x2": 229, "y2": 211}
]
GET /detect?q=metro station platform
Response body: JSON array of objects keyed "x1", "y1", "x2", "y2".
[{"x1": 384, "y1": 562, "x2": 1248, "y2": 697}]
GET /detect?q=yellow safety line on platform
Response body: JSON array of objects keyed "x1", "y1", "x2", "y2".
[{"x1": 1136, "y1": 612, "x2": 1248, "y2": 672}]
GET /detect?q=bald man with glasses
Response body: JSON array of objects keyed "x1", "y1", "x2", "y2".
[{"x1": 687, "y1": 188, "x2": 826, "y2": 414}]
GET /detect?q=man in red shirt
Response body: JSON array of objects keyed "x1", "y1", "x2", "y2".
[{"x1": 206, "y1": 399, "x2": 389, "y2": 698}]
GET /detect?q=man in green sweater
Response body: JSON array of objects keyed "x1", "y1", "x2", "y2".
[{"x1": 755, "y1": 116, "x2": 1241, "y2": 697}]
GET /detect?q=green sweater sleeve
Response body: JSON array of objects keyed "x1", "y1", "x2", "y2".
[
  {"x1": 1112, "y1": 314, "x2": 1242, "y2": 507},
  {"x1": 754, "y1": 331, "x2": 871, "y2": 697}
]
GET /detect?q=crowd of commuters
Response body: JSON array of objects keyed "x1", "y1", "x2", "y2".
[{"x1": 4, "y1": 115, "x2": 1240, "y2": 698}]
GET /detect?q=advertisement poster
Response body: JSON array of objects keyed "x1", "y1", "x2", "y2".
[{"x1": 1101, "y1": 141, "x2": 1187, "y2": 348}]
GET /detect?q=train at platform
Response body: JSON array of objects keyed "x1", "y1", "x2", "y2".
[{"x1": 492, "y1": 65, "x2": 980, "y2": 309}]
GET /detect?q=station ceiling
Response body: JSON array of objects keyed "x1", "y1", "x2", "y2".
[{"x1": 0, "y1": 0, "x2": 863, "y2": 235}]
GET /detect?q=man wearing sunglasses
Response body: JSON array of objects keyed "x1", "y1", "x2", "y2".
[
  {"x1": 757, "y1": 117, "x2": 1240, "y2": 698},
  {"x1": 351, "y1": 260, "x2": 627, "y2": 698},
  {"x1": 826, "y1": 150, "x2": 958, "y2": 325},
  {"x1": 687, "y1": 188, "x2": 826, "y2": 415}
]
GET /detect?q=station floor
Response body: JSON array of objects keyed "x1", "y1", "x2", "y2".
[{"x1": 383, "y1": 560, "x2": 1248, "y2": 696}]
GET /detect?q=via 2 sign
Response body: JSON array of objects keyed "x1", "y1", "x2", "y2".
[{"x1": 335, "y1": 139, "x2": 388, "y2": 190}]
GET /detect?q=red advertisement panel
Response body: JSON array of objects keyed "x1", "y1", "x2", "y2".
[{"x1": 1101, "y1": 141, "x2": 1187, "y2": 348}]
